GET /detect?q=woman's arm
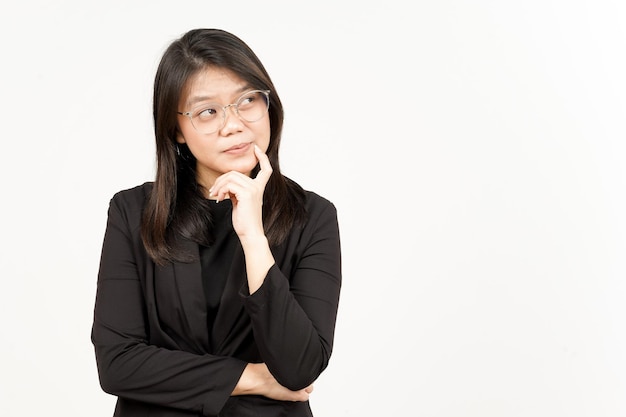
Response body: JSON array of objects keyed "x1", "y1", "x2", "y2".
[
  {"x1": 92, "y1": 192, "x2": 248, "y2": 416},
  {"x1": 242, "y1": 201, "x2": 342, "y2": 390},
  {"x1": 209, "y1": 147, "x2": 342, "y2": 391}
]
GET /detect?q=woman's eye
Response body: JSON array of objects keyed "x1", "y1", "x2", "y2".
[
  {"x1": 197, "y1": 108, "x2": 217, "y2": 119},
  {"x1": 238, "y1": 95, "x2": 256, "y2": 109}
]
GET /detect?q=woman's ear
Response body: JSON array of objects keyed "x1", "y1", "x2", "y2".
[{"x1": 176, "y1": 131, "x2": 186, "y2": 144}]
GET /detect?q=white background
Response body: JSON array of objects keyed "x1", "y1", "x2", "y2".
[{"x1": 1, "y1": 1, "x2": 625, "y2": 416}]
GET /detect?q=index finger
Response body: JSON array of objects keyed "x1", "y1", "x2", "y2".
[{"x1": 254, "y1": 144, "x2": 273, "y2": 183}]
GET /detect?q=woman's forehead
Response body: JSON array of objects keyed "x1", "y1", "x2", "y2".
[{"x1": 181, "y1": 68, "x2": 249, "y2": 107}]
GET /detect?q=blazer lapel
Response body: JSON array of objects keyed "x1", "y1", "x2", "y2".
[{"x1": 162, "y1": 239, "x2": 211, "y2": 353}]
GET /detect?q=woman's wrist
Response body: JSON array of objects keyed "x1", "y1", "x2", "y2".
[
  {"x1": 240, "y1": 236, "x2": 274, "y2": 294},
  {"x1": 232, "y1": 363, "x2": 262, "y2": 396}
]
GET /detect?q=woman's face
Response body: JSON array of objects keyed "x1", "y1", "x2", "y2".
[{"x1": 176, "y1": 67, "x2": 271, "y2": 189}]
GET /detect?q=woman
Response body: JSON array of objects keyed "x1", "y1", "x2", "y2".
[{"x1": 91, "y1": 28, "x2": 342, "y2": 417}]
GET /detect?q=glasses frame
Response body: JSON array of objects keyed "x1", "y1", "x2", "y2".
[{"x1": 177, "y1": 89, "x2": 270, "y2": 135}]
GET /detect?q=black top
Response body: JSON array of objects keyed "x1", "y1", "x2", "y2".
[{"x1": 200, "y1": 199, "x2": 237, "y2": 341}]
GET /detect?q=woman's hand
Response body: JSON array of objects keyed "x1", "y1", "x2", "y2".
[
  {"x1": 209, "y1": 145, "x2": 275, "y2": 293},
  {"x1": 209, "y1": 145, "x2": 272, "y2": 241},
  {"x1": 233, "y1": 363, "x2": 314, "y2": 402}
]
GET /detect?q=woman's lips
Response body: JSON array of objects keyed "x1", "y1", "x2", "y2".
[{"x1": 224, "y1": 142, "x2": 251, "y2": 154}]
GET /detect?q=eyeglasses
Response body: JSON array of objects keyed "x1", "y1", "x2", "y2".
[{"x1": 177, "y1": 89, "x2": 270, "y2": 135}]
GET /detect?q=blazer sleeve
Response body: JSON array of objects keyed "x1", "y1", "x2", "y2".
[
  {"x1": 241, "y1": 196, "x2": 342, "y2": 390},
  {"x1": 91, "y1": 190, "x2": 247, "y2": 417}
]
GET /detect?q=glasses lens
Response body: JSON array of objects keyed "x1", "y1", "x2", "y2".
[
  {"x1": 191, "y1": 105, "x2": 222, "y2": 134},
  {"x1": 237, "y1": 90, "x2": 269, "y2": 122}
]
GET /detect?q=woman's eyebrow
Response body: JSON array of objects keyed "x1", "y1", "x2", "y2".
[
  {"x1": 185, "y1": 86, "x2": 253, "y2": 107},
  {"x1": 186, "y1": 95, "x2": 216, "y2": 107}
]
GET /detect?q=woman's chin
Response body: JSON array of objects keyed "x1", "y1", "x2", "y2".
[{"x1": 229, "y1": 158, "x2": 257, "y2": 176}]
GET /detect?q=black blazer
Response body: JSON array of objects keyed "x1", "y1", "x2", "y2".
[{"x1": 91, "y1": 182, "x2": 342, "y2": 417}]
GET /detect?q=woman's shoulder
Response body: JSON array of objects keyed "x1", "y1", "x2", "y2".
[
  {"x1": 104, "y1": 182, "x2": 154, "y2": 232},
  {"x1": 303, "y1": 189, "x2": 334, "y2": 209},
  {"x1": 108, "y1": 182, "x2": 153, "y2": 215},
  {"x1": 300, "y1": 188, "x2": 338, "y2": 223},
  {"x1": 111, "y1": 182, "x2": 153, "y2": 202},
  {"x1": 295, "y1": 187, "x2": 340, "y2": 238},
  {"x1": 285, "y1": 176, "x2": 335, "y2": 212}
]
